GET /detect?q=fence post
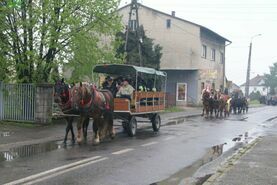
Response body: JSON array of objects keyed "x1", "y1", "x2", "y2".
[
  {"x1": 0, "y1": 81, "x2": 2, "y2": 121},
  {"x1": 35, "y1": 84, "x2": 53, "y2": 124}
]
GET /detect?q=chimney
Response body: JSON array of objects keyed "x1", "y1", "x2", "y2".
[{"x1": 171, "y1": 11, "x2": 175, "y2": 17}]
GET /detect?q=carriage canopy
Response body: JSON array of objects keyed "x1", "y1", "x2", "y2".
[{"x1": 93, "y1": 64, "x2": 167, "y2": 77}]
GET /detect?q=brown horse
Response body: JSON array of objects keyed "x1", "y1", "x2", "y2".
[
  {"x1": 54, "y1": 79, "x2": 89, "y2": 144},
  {"x1": 218, "y1": 94, "x2": 227, "y2": 118},
  {"x1": 72, "y1": 82, "x2": 114, "y2": 144}
]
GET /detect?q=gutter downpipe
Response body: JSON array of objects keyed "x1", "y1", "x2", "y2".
[{"x1": 223, "y1": 40, "x2": 232, "y2": 91}]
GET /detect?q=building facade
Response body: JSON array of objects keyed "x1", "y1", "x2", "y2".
[{"x1": 118, "y1": 4, "x2": 231, "y2": 105}]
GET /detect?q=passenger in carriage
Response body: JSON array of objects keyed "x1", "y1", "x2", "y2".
[
  {"x1": 137, "y1": 76, "x2": 147, "y2": 92},
  {"x1": 102, "y1": 76, "x2": 116, "y2": 96},
  {"x1": 116, "y1": 78, "x2": 135, "y2": 100},
  {"x1": 146, "y1": 78, "x2": 154, "y2": 92}
]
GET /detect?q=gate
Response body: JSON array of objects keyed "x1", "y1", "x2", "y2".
[{"x1": 0, "y1": 82, "x2": 35, "y2": 122}]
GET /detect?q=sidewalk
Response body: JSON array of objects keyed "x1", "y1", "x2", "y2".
[
  {"x1": 0, "y1": 107, "x2": 202, "y2": 151},
  {"x1": 204, "y1": 135, "x2": 277, "y2": 185}
]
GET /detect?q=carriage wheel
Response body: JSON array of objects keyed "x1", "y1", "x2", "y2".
[
  {"x1": 151, "y1": 114, "x2": 161, "y2": 132},
  {"x1": 126, "y1": 116, "x2": 137, "y2": 137}
]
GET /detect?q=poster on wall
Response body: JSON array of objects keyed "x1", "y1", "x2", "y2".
[{"x1": 176, "y1": 83, "x2": 187, "y2": 101}]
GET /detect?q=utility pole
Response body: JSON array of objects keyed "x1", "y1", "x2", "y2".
[
  {"x1": 124, "y1": 0, "x2": 143, "y2": 66},
  {"x1": 245, "y1": 34, "x2": 261, "y2": 98},
  {"x1": 245, "y1": 42, "x2": 252, "y2": 98}
]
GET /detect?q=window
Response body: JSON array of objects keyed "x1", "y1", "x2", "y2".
[
  {"x1": 176, "y1": 83, "x2": 187, "y2": 101},
  {"x1": 129, "y1": 20, "x2": 137, "y2": 31},
  {"x1": 202, "y1": 45, "x2": 207, "y2": 58},
  {"x1": 211, "y1": 49, "x2": 215, "y2": 61},
  {"x1": 166, "y1": 19, "x2": 171, "y2": 28},
  {"x1": 220, "y1": 52, "x2": 224, "y2": 64}
]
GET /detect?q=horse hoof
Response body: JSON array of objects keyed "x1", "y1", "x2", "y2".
[
  {"x1": 77, "y1": 137, "x2": 82, "y2": 144},
  {"x1": 63, "y1": 140, "x2": 67, "y2": 144},
  {"x1": 94, "y1": 138, "x2": 100, "y2": 144},
  {"x1": 110, "y1": 134, "x2": 115, "y2": 140},
  {"x1": 72, "y1": 139, "x2": 75, "y2": 144}
]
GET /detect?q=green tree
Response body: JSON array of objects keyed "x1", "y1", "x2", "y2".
[
  {"x1": 65, "y1": 29, "x2": 124, "y2": 83},
  {"x1": 116, "y1": 26, "x2": 162, "y2": 69},
  {"x1": 0, "y1": 0, "x2": 122, "y2": 83},
  {"x1": 264, "y1": 62, "x2": 277, "y2": 95}
]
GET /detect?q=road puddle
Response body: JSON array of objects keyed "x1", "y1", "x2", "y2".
[
  {"x1": 0, "y1": 141, "x2": 63, "y2": 162},
  {"x1": 151, "y1": 143, "x2": 226, "y2": 185},
  {"x1": 0, "y1": 131, "x2": 13, "y2": 137}
]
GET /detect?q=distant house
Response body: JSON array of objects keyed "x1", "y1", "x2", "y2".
[
  {"x1": 226, "y1": 80, "x2": 240, "y2": 93},
  {"x1": 240, "y1": 75, "x2": 268, "y2": 96},
  {"x1": 118, "y1": 3, "x2": 231, "y2": 106}
]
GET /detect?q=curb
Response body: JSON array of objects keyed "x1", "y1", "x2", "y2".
[
  {"x1": 164, "y1": 113, "x2": 202, "y2": 125},
  {"x1": 202, "y1": 137, "x2": 262, "y2": 185}
]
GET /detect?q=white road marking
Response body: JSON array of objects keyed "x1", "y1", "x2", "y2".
[
  {"x1": 4, "y1": 156, "x2": 104, "y2": 185},
  {"x1": 141, "y1": 141, "x2": 158, "y2": 147},
  {"x1": 163, "y1": 136, "x2": 175, "y2": 141},
  {"x1": 25, "y1": 157, "x2": 108, "y2": 185},
  {"x1": 112, "y1": 148, "x2": 134, "y2": 155}
]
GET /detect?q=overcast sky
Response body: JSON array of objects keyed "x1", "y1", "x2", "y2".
[{"x1": 119, "y1": 0, "x2": 277, "y2": 85}]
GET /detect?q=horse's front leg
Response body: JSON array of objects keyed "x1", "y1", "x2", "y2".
[
  {"x1": 64, "y1": 117, "x2": 74, "y2": 144},
  {"x1": 215, "y1": 108, "x2": 218, "y2": 118},
  {"x1": 205, "y1": 106, "x2": 209, "y2": 118},
  {"x1": 210, "y1": 107, "x2": 213, "y2": 118},
  {"x1": 93, "y1": 118, "x2": 100, "y2": 144},
  {"x1": 77, "y1": 116, "x2": 85, "y2": 144},
  {"x1": 83, "y1": 117, "x2": 89, "y2": 142},
  {"x1": 69, "y1": 117, "x2": 75, "y2": 143}
]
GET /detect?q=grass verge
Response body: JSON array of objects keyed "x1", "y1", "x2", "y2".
[
  {"x1": 165, "y1": 106, "x2": 184, "y2": 113},
  {"x1": 0, "y1": 121, "x2": 40, "y2": 128}
]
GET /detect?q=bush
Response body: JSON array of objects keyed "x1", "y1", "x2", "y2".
[{"x1": 249, "y1": 91, "x2": 261, "y2": 101}]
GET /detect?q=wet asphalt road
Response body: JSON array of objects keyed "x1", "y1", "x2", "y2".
[{"x1": 1, "y1": 106, "x2": 277, "y2": 185}]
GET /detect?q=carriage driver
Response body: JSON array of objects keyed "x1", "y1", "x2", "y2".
[{"x1": 116, "y1": 78, "x2": 135, "y2": 100}]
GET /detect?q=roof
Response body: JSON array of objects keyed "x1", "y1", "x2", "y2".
[
  {"x1": 93, "y1": 64, "x2": 167, "y2": 77},
  {"x1": 241, "y1": 75, "x2": 265, "y2": 86},
  {"x1": 231, "y1": 83, "x2": 240, "y2": 90},
  {"x1": 118, "y1": 3, "x2": 231, "y2": 43}
]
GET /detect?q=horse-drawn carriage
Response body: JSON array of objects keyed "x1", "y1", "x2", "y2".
[{"x1": 93, "y1": 64, "x2": 167, "y2": 137}]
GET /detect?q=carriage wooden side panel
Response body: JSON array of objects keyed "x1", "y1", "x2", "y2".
[
  {"x1": 114, "y1": 91, "x2": 165, "y2": 114},
  {"x1": 114, "y1": 98, "x2": 130, "y2": 112}
]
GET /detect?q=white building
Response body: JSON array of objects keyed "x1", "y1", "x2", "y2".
[{"x1": 240, "y1": 75, "x2": 268, "y2": 96}]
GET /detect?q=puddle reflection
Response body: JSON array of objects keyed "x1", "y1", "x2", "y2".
[
  {"x1": 153, "y1": 143, "x2": 226, "y2": 185},
  {"x1": 0, "y1": 141, "x2": 63, "y2": 162},
  {"x1": 0, "y1": 131, "x2": 12, "y2": 137}
]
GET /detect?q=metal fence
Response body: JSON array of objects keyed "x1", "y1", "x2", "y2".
[{"x1": 0, "y1": 82, "x2": 35, "y2": 122}]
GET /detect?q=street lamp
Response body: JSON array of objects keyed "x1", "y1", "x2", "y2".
[{"x1": 245, "y1": 34, "x2": 261, "y2": 98}]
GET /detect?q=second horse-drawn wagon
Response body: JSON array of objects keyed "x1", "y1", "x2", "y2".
[{"x1": 93, "y1": 64, "x2": 167, "y2": 137}]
